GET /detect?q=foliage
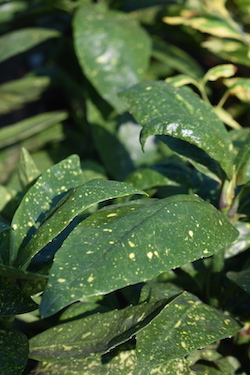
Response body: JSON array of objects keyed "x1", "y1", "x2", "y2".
[{"x1": 0, "y1": 0, "x2": 250, "y2": 374}]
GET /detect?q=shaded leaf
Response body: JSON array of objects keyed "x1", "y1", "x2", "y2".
[
  {"x1": 0, "y1": 329, "x2": 29, "y2": 375},
  {"x1": 0, "y1": 263, "x2": 47, "y2": 279},
  {"x1": 0, "y1": 277, "x2": 37, "y2": 317},
  {"x1": 0, "y1": 222, "x2": 11, "y2": 264},
  {"x1": 135, "y1": 292, "x2": 241, "y2": 372},
  {"x1": 10, "y1": 155, "x2": 84, "y2": 266},
  {"x1": 0, "y1": 27, "x2": 60, "y2": 63},
  {"x1": 40, "y1": 194, "x2": 238, "y2": 317},
  {"x1": 0, "y1": 75, "x2": 50, "y2": 114},
  {"x1": 230, "y1": 128, "x2": 250, "y2": 185},
  {"x1": 17, "y1": 179, "x2": 146, "y2": 269},
  {"x1": 0, "y1": 111, "x2": 68, "y2": 149},
  {"x1": 73, "y1": 3, "x2": 151, "y2": 112},
  {"x1": 120, "y1": 81, "x2": 234, "y2": 181},
  {"x1": 30, "y1": 298, "x2": 170, "y2": 361},
  {"x1": 227, "y1": 268, "x2": 250, "y2": 294},
  {"x1": 17, "y1": 148, "x2": 40, "y2": 190}
]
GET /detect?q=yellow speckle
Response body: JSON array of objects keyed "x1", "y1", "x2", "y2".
[
  {"x1": 109, "y1": 241, "x2": 115, "y2": 244},
  {"x1": 203, "y1": 249, "x2": 209, "y2": 254},
  {"x1": 147, "y1": 252, "x2": 153, "y2": 259},
  {"x1": 58, "y1": 278, "x2": 66, "y2": 283},
  {"x1": 188, "y1": 230, "x2": 194, "y2": 238},
  {"x1": 174, "y1": 320, "x2": 182, "y2": 328},
  {"x1": 181, "y1": 341, "x2": 187, "y2": 348},
  {"x1": 129, "y1": 253, "x2": 135, "y2": 259},
  {"x1": 196, "y1": 223, "x2": 200, "y2": 227},
  {"x1": 103, "y1": 228, "x2": 112, "y2": 232},
  {"x1": 62, "y1": 345, "x2": 73, "y2": 351},
  {"x1": 107, "y1": 213, "x2": 117, "y2": 218},
  {"x1": 219, "y1": 220, "x2": 223, "y2": 225},
  {"x1": 87, "y1": 275, "x2": 94, "y2": 283},
  {"x1": 28, "y1": 221, "x2": 33, "y2": 227},
  {"x1": 128, "y1": 240, "x2": 135, "y2": 248},
  {"x1": 154, "y1": 251, "x2": 159, "y2": 257},
  {"x1": 146, "y1": 86, "x2": 152, "y2": 90}
]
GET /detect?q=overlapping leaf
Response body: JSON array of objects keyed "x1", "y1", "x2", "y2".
[
  {"x1": 120, "y1": 81, "x2": 234, "y2": 181},
  {"x1": 73, "y1": 3, "x2": 151, "y2": 112},
  {"x1": 40, "y1": 194, "x2": 238, "y2": 317}
]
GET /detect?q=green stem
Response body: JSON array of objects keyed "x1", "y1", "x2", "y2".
[{"x1": 208, "y1": 246, "x2": 226, "y2": 308}]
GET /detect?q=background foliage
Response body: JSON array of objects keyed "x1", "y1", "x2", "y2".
[{"x1": 0, "y1": 0, "x2": 250, "y2": 374}]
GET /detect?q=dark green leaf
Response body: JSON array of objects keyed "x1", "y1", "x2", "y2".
[
  {"x1": 30, "y1": 298, "x2": 169, "y2": 361},
  {"x1": 0, "y1": 75, "x2": 50, "y2": 114},
  {"x1": 230, "y1": 128, "x2": 250, "y2": 185},
  {"x1": 40, "y1": 194, "x2": 238, "y2": 317},
  {"x1": 10, "y1": 155, "x2": 84, "y2": 266},
  {"x1": 73, "y1": 3, "x2": 151, "y2": 112},
  {"x1": 0, "y1": 223, "x2": 11, "y2": 265},
  {"x1": 227, "y1": 268, "x2": 250, "y2": 294},
  {"x1": 0, "y1": 329, "x2": 28, "y2": 375},
  {"x1": 135, "y1": 292, "x2": 241, "y2": 372},
  {"x1": 0, "y1": 111, "x2": 68, "y2": 149},
  {"x1": 0, "y1": 263, "x2": 47, "y2": 280},
  {"x1": 120, "y1": 81, "x2": 234, "y2": 181},
  {"x1": 17, "y1": 180, "x2": 146, "y2": 269},
  {"x1": 0, "y1": 277, "x2": 37, "y2": 317},
  {"x1": 0, "y1": 28, "x2": 60, "y2": 63},
  {"x1": 17, "y1": 148, "x2": 40, "y2": 190}
]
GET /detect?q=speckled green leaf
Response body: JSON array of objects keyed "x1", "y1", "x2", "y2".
[
  {"x1": 30, "y1": 298, "x2": 169, "y2": 362},
  {"x1": 230, "y1": 128, "x2": 250, "y2": 185},
  {"x1": 0, "y1": 277, "x2": 37, "y2": 317},
  {"x1": 120, "y1": 81, "x2": 234, "y2": 181},
  {"x1": 0, "y1": 223, "x2": 11, "y2": 265},
  {"x1": 0, "y1": 263, "x2": 47, "y2": 279},
  {"x1": 18, "y1": 148, "x2": 40, "y2": 189},
  {"x1": 73, "y1": 4, "x2": 151, "y2": 112},
  {"x1": 0, "y1": 75, "x2": 50, "y2": 114},
  {"x1": 0, "y1": 27, "x2": 60, "y2": 63},
  {"x1": 17, "y1": 180, "x2": 146, "y2": 269},
  {"x1": 135, "y1": 292, "x2": 240, "y2": 372},
  {"x1": 10, "y1": 155, "x2": 84, "y2": 266},
  {"x1": 0, "y1": 329, "x2": 29, "y2": 375},
  {"x1": 0, "y1": 111, "x2": 68, "y2": 148},
  {"x1": 203, "y1": 64, "x2": 236, "y2": 82},
  {"x1": 224, "y1": 78, "x2": 250, "y2": 102},
  {"x1": 40, "y1": 194, "x2": 238, "y2": 317},
  {"x1": 227, "y1": 268, "x2": 250, "y2": 294}
]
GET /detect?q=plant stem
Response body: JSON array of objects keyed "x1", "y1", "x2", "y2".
[{"x1": 208, "y1": 246, "x2": 226, "y2": 308}]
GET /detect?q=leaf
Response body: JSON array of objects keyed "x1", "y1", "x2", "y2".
[
  {"x1": 0, "y1": 111, "x2": 68, "y2": 149},
  {"x1": 9, "y1": 155, "x2": 84, "y2": 266},
  {"x1": 165, "y1": 74, "x2": 199, "y2": 88},
  {"x1": 213, "y1": 107, "x2": 242, "y2": 130},
  {"x1": 0, "y1": 263, "x2": 47, "y2": 280},
  {"x1": 223, "y1": 77, "x2": 250, "y2": 102},
  {"x1": 134, "y1": 292, "x2": 241, "y2": 372},
  {"x1": 40, "y1": 194, "x2": 238, "y2": 317},
  {"x1": 120, "y1": 81, "x2": 234, "y2": 181},
  {"x1": 16, "y1": 179, "x2": 146, "y2": 269},
  {"x1": 30, "y1": 298, "x2": 170, "y2": 361},
  {"x1": 0, "y1": 277, "x2": 37, "y2": 317},
  {"x1": 0, "y1": 222, "x2": 11, "y2": 264},
  {"x1": 0, "y1": 27, "x2": 60, "y2": 63},
  {"x1": 0, "y1": 74, "x2": 50, "y2": 114},
  {"x1": 230, "y1": 128, "x2": 250, "y2": 185},
  {"x1": 0, "y1": 329, "x2": 29, "y2": 375},
  {"x1": 73, "y1": 3, "x2": 151, "y2": 112},
  {"x1": 17, "y1": 148, "x2": 40, "y2": 190},
  {"x1": 163, "y1": 14, "x2": 245, "y2": 41},
  {"x1": 227, "y1": 267, "x2": 250, "y2": 294},
  {"x1": 203, "y1": 64, "x2": 237, "y2": 82},
  {"x1": 225, "y1": 221, "x2": 250, "y2": 258}
]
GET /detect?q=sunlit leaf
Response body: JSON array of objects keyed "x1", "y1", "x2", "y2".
[
  {"x1": 203, "y1": 64, "x2": 237, "y2": 82},
  {"x1": 224, "y1": 77, "x2": 250, "y2": 102}
]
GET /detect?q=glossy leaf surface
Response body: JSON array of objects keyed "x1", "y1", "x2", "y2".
[
  {"x1": 135, "y1": 292, "x2": 240, "y2": 372},
  {"x1": 74, "y1": 4, "x2": 151, "y2": 112},
  {"x1": 40, "y1": 194, "x2": 238, "y2": 317},
  {"x1": 0, "y1": 27, "x2": 60, "y2": 63},
  {"x1": 0, "y1": 329, "x2": 29, "y2": 375},
  {"x1": 120, "y1": 81, "x2": 234, "y2": 181},
  {"x1": 10, "y1": 155, "x2": 84, "y2": 266},
  {"x1": 18, "y1": 179, "x2": 146, "y2": 269}
]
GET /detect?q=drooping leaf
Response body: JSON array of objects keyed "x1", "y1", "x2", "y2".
[
  {"x1": 16, "y1": 179, "x2": 146, "y2": 269},
  {"x1": 30, "y1": 298, "x2": 170, "y2": 361},
  {"x1": 120, "y1": 81, "x2": 234, "y2": 181},
  {"x1": 73, "y1": 3, "x2": 151, "y2": 112},
  {"x1": 0, "y1": 277, "x2": 37, "y2": 317},
  {"x1": 9, "y1": 155, "x2": 84, "y2": 266},
  {"x1": 40, "y1": 194, "x2": 238, "y2": 317},
  {"x1": 230, "y1": 128, "x2": 250, "y2": 185},
  {"x1": 134, "y1": 292, "x2": 241, "y2": 372},
  {"x1": 203, "y1": 64, "x2": 237, "y2": 82},
  {"x1": 227, "y1": 267, "x2": 250, "y2": 294},
  {"x1": 0, "y1": 222, "x2": 11, "y2": 264},
  {"x1": 0, "y1": 75, "x2": 50, "y2": 114},
  {"x1": 0, "y1": 27, "x2": 60, "y2": 63},
  {"x1": 225, "y1": 221, "x2": 250, "y2": 258},
  {"x1": 0, "y1": 111, "x2": 68, "y2": 149},
  {"x1": 0, "y1": 329, "x2": 29, "y2": 375},
  {"x1": 0, "y1": 263, "x2": 48, "y2": 279}
]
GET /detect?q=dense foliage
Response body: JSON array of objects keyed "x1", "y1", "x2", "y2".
[{"x1": 0, "y1": 0, "x2": 250, "y2": 374}]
